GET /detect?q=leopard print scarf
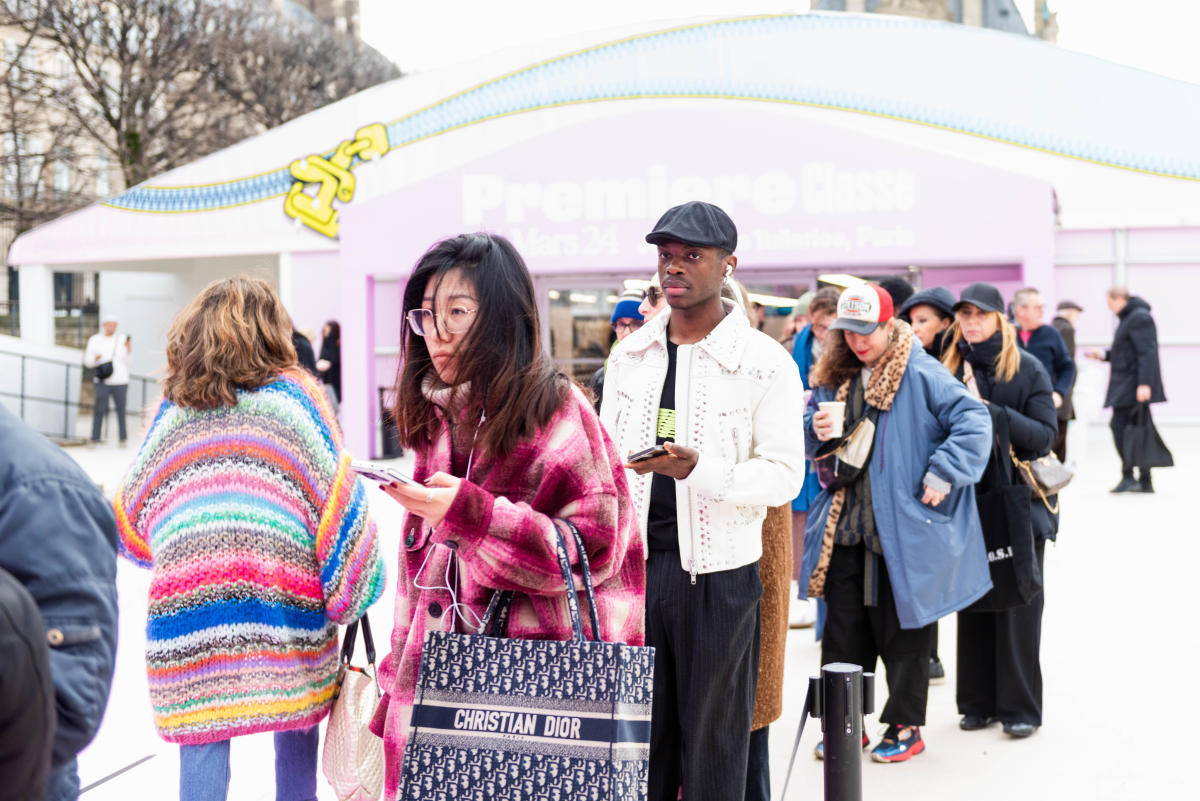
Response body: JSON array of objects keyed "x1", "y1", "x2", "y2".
[{"x1": 807, "y1": 321, "x2": 914, "y2": 598}]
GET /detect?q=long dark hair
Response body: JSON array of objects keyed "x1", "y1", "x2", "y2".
[{"x1": 394, "y1": 233, "x2": 566, "y2": 458}]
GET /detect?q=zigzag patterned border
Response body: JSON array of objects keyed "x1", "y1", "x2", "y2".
[{"x1": 104, "y1": 13, "x2": 1200, "y2": 215}]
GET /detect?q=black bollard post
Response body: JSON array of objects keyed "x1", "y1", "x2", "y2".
[{"x1": 819, "y1": 663, "x2": 874, "y2": 801}]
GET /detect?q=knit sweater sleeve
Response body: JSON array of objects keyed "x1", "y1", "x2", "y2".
[
  {"x1": 112, "y1": 398, "x2": 173, "y2": 568},
  {"x1": 297, "y1": 372, "x2": 385, "y2": 625}
]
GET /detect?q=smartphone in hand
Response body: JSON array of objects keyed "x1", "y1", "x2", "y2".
[
  {"x1": 628, "y1": 445, "x2": 670, "y2": 463},
  {"x1": 350, "y1": 460, "x2": 422, "y2": 487}
]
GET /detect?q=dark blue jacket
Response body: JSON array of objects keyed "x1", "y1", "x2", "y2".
[
  {"x1": 1016, "y1": 324, "x2": 1076, "y2": 403},
  {"x1": 800, "y1": 338, "x2": 993, "y2": 628},
  {"x1": 790, "y1": 325, "x2": 821, "y2": 511},
  {"x1": 0, "y1": 406, "x2": 118, "y2": 768}
]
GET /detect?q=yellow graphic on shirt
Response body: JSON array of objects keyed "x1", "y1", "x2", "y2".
[{"x1": 656, "y1": 408, "x2": 676, "y2": 440}]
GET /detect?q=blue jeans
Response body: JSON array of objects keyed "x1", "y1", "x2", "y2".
[
  {"x1": 179, "y1": 726, "x2": 319, "y2": 801},
  {"x1": 44, "y1": 759, "x2": 79, "y2": 801}
]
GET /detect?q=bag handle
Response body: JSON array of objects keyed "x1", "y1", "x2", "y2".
[
  {"x1": 477, "y1": 519, "x2": 602, "y2": 643},
  {"x1": 556, "y1": 518, "x2": 602, "y2": 641},
  {"x1": 340, "y1": 614, "x2": 376, "y2": 667}
]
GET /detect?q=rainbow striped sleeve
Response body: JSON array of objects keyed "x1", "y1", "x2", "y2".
[
  {"x1": 113, "y1": 486, "x2": 152, "y2": 568},
  {"x1": 316, "y1": 454, "x2": 384, "y2": 624}
]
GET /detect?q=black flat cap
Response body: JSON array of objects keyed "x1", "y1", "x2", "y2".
[
  {"x1": 953, "y1": 282, "x2": 1005, "y2": 314},
  {"x1": 900, "y1": 287, "x2": 956, "y2": 320},
  {"x1": 645, "y1": 201, "x2": 737, "y2": 252}
]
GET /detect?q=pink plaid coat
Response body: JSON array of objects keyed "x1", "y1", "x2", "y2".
[{"x1": 369, "y1": 384, "x2": 645, "y2": 799}]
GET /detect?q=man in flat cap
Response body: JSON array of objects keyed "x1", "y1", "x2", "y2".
[{"x1": 601, "y1": 201, "x2": 805, "y2": 801}]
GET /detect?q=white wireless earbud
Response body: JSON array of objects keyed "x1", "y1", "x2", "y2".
[{"x1": 724, "y1": 265, "x2": 733, "y2": 278}]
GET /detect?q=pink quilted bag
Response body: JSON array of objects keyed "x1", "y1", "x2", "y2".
[{"x1": 322, "y1": 616, "x2": 385, "y2": 801}]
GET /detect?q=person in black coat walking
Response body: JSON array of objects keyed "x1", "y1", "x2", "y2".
[
  {"x1": 943, "y1": 283, "x2": 1059, "y2": 739},
  {"x1": 1012, "y1": 288, "x2": 1076, "y2": 461},
  {"x1": 1086, "y1": 288, "x2": 1166, "y2": 493}
]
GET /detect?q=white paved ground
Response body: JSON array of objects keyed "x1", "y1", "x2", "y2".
[{"x1": 66, "y1": 422, "x2": 1196, "y2": 800}]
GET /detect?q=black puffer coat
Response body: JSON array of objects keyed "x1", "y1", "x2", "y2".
[
  {"x1": 1104, "y1": 296, "x2": 1166, "y2": 408},
  {"x1": 956, "y1": 334, "x2": 1060, "y2": 540}
]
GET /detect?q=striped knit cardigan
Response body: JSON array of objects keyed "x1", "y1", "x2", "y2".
[{"x1": 114, "y1": 369, "x2": 384, "y2": 745}]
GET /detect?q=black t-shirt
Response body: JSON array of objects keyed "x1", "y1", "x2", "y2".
[{"x1": 647, "y1": 341, "x2": 679, "y2": 551}]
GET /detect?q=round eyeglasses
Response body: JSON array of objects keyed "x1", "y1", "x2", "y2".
[
  {"x1": 612, "y1": 319, "x2": 643, "y2": 333},
  {"x1": 407, "y1": 306, "x2": 477, "y2": 337},
  {"x1": 644, "y1": 286, "x2": 663, "y2": 306}
]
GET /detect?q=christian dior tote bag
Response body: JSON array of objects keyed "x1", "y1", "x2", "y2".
[{"x1": 399, "y1": 520, "x2": 654, "y2": 801}]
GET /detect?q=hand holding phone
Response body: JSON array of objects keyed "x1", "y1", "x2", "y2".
[
  {"x1": 627, "y1": 445, "x2": 670, "y2": 463},
  {"x1": 350, "y1": 460, "x2": 422, "y2": 487}
]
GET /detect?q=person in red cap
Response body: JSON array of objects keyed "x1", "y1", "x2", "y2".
[{"x1": 800, "y1": 283, "x2": 992, "y2": 763}]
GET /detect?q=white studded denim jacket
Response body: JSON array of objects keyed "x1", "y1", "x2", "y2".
[{"x1": 599, "y1": 302, "x2": 807, "y2": 580}]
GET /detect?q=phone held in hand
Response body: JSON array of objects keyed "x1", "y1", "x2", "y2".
[
  {"x1": 628, "y1": 445, "x2": 670, "y2": 463},
  {"x1": 350, "y1": 460, "x2": 422, "y2": 487}
]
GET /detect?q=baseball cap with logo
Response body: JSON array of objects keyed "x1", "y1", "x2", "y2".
[{"x1": 829, "y1": 285, "x2": 894, "y2": 335}]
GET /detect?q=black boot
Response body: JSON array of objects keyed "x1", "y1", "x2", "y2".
[
  {"x1": 1139, "y1": 469, "x2": 1154, "y2": 493},
  {"x1": 1111, "y1": 476, "x2": 1140, "y2": 493}
]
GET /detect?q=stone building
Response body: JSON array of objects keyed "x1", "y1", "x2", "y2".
[{"x1": 812, "y1": 0, "x2": 1059, "y2": 41}]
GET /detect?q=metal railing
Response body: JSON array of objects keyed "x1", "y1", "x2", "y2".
[
  {"x1": 0, "y1": 349, "x2": 156, "y2": 443},
  {"x1": 0, "y1": 299, "x2": 17, "y2": 337}
]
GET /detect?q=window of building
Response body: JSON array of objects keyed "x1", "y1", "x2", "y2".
[
  {"x1": 54, "y1": 160, "x2": 72, "y2": 198},
  {"x1": 96, "y1": 156, "x2": 112, "y2": 197}
]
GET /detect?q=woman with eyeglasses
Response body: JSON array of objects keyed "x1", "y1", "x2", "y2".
[{"x1": 368, "y1": 233, "x2": 645, "y2": 800}]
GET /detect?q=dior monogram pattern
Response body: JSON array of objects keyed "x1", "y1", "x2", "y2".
[
  {"x1": 400, "y1": 750, "x2": 642, "y2": 801},
  {"x1": 402, "y1": 631, "x2": 653, "y2": 800}
]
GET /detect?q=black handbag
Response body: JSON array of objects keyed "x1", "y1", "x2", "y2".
[
  {"x1": 91, "y1": 336, "x2": 119, "y2": 381},
  {"x1": 965, "y1": 408, "x2": 1042, "y2": 613},
  {"x1": 813, "y1": 405, "x2": 879, "y2": 492},
  {"x1": 1121, "y1": 403, "x2": 1174, "y2": 470}
]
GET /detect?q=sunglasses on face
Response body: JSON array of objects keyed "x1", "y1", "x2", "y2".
[{"x1": 644, "y1": 286, "x2": 663, "y2": 306}]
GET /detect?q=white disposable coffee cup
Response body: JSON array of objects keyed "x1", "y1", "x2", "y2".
[{"x1": 819, "y1": 401, "x2": 847, "y2": 437}]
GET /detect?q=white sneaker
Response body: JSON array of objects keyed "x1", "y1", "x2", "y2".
[{"x1": 789, "y1": 582, "x2": 816, "y2": 629}]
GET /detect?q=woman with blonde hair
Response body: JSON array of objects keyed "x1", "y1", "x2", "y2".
[
  {"x1": 114, "y1": 276, "x2": 384, "y2": 801},
  {"x1": 942, "y1": 282, "x2": 1058, "y2": 739}
]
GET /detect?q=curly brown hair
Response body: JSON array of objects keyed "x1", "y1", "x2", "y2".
[{"x1": 162, "y1": 276, "x2": 298, "y2": 409}]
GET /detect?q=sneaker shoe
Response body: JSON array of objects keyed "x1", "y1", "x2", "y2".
[
  {"x1": 813, "y1": 731, "x2": 870, "y2": 760},
  {"x1": 870, "y1": 725, "x2": 925, "y2": 763},
  {"x1": 928, "y1": 657, "x2": 945, "y2": 683},
  {"x1": 1110, "y1": 477, "x2": 1140, "y2": 493},
  {"x1": 789, "y1": 585, "x2": 816, "y2": 629}
]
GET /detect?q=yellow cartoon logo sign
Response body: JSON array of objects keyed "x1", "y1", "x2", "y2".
[{"x1": 284, "y1": 123, "x2": 390, "y2": 238}]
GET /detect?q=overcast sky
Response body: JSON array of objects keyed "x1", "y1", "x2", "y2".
[{"x1": 359, "y1": 1, "x2": 1200, "y2": 86}]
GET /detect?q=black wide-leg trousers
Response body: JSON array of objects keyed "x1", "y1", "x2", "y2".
[
  {"x1": 957, "y1": 538, "x2": 1047, "y2": 726},
  {"x1": 821, "y1": 544, "x2": 933, "y2": 726},
  {"x1": 646, "y1": 550, "x2": 761, "y2": 801}
]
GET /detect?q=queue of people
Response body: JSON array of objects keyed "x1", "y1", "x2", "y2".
[{"x1": 2, "y1": 198, "x2": 1174, "y2": 801}]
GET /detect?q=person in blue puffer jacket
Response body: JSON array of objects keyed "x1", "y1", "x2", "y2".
[{"x1": 800, "y1": 284, "x2": 991, "y2": 764}]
